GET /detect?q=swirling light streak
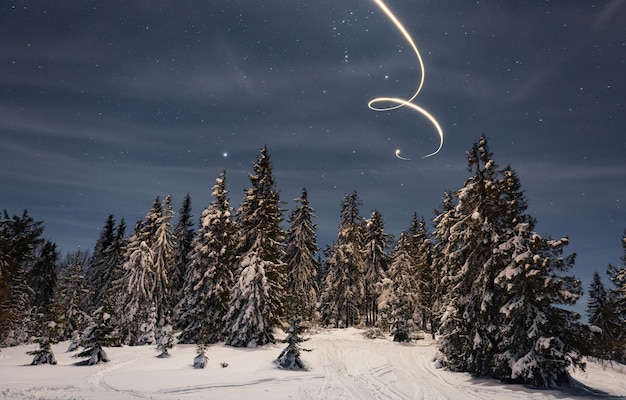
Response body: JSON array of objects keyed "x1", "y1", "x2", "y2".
[{"x1": 369, "y1": 0, "x2": 444, "y2": 159}]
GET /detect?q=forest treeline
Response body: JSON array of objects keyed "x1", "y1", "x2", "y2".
[{"x1": 1, "y1": 137, "x2": 625, "y2": 385}]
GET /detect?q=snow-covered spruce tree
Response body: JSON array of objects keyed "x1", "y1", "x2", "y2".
[
  {"x1": 98, "y1": 219, "x2": 127, "y2": 307},
  {"x1": 0, "y1": 210, "x2": 45, "y2": 345},
  {"x1": 406, "y1": 216, "x2": 433, "y2": 334},
  {"x1": 226, "y1": 147, "x2": 286, "y2": 346},
  {"x1": 362, "y1": 210, "x2": 391, "y2": 327},
  {"x1": 319, "y1": 192, "x2": 366, "y2": 328},
  {"x1": 586, "y1": 271, "x2": 621, "y2": 360},
  {"x1": 28, "y1": 240, "x2": 59, "y2": 313},
  {"x1": 494, "y1": 223, "x2": 584, "y2": 386},
  {"x1": 156, "y1": 322, "x2": 176, "y2": 358},
  {"x1": 27, "y1": 305, "x2": 62, "y2": 365},
  {"x1": 605, "y1": 230, "x2": 626, "y2": 361},
  {"x1": 170, "y1": 194, "x2": 194, "y2": 308},
  {"x1": 57, "y1": 249, "x2": 91, "y2": 342},
  {"x1": 116, "y1": 219, "x2": 156, "y2": 345},
  {"x1": 435, "y1": 135, "x2": 533, "y2": 377},
  {"x1": 175, "y1": 171, "x2": 237, "y2": 344},
  {"x1": 225, "y1": 242, "x2": 278, "y2": 347},
  {"x1": 86, "y1": 214, "x2": 116, "y2": 308},
  {"x1": 283, "y1": 188, "x2": 320, "y2": 322},
  {"x1": 385, "y1": 231, "x2": 420, "y2": 342},
  {"x1": 193, "y1": 344, "x2": 209, "y2": 369},
  {"x1": 74, "y1": 305, "x2": 118, "y2": 365},
  {"x1": 276, "y1": 318, "x2": 311, "y2": 370},
  {"x1": 151, "y1": 195, "x2": 175, "y2": 326}
]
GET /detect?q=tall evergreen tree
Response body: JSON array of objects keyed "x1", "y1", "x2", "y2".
[
  {"x1": 494, "y1": 223, "x2": 584, "y2": 386},
  {"x1": 320, "y1": 192, "x2": 366, "y2": 328},
  {"x1": 28, "y1": 240, "x2": 59, "y2": 311},
  {"x1": 227, "y1": 146, "x2": 286, "y2": 346},
  {"x1": 407, "y1": 215, "x2": 434, "y2": 334},
  {"x1": 151, "y1": 195, "x2": 175, "y2": 326},
  {"x1": 171, "y1": 194, "x2": 194, "y2": 304},
  {"x1": 385, "y1": 231, "x2": 420, "y2": 342},
  {"x1": 362, "y1": 210, "x2": 391, "y2": 326},
  {"x1": 57, "y1": 249, "x2": 91, "y2": 341},
  {"x1": 0, "y1": 210, "x2": 45, "y2": 343},
  {"x1": 605, "y1": 230, "x2": 626, "y2": 361},
  {"x1": 176, "y1": 172, "x2": 237, "y2": 343},
  {"x1": 434, "y1": 135, "x2": 585, "y2": 386},
  {"x1": 283, "y1": 188, "x2": 319, "y2": 322},
  {"x1": 86, "y1": 215, "x2": 117, "y2": 308},
  {"x1": 586, "y1": 271, "x2": 621, "y2": 360}
]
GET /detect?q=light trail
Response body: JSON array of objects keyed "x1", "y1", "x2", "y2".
[
  {"x1": 395, "y1": 148, "x2": 410, "y2": 161},
  {"x1": 370, "y1": 0, "x2": 444, "y2": 159}
]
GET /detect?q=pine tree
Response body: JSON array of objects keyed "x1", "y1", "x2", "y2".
[
  {"x1": 283, "y1": 188, "x2": 319, "y2": 322},
  {"x1": 171, "y1": 194, "x2": 194, "y2": 306},
  {"x1": 57, "y1": 249, "x2": 91, "y2": 341},
  {"x1": 435, "y1": 136, "x2": 518, "y2": 375},
  {"x1": 86, "y1": 215, "x2": 116, "y2": 307},
  {"x1": 151, "y1": 195, "x2": 175, "y2": 326},
  {"x1": 586, "y1": 271, "x2": 621, "y2": 360},
  {"x1": 28, "y1": 240, "x2": 59, "y2": 312},
  {"x1": 385, "y1": 231, "x2": 420, "y2": 342},
  {"x1": 156, "y1": 322, "x2": 176, "y2": 358},
  {"x1": 227, "y1": 146, "x2": 286, "y2": 345},
  {"x1": 175, "y1": 172, "x2": 237, "y2": 343},
  {"x1": 225, "y1": 244, "x2": 277, "y2": 347},
  {"x1": 117, "y1": 220, "x2": 156, "y2": 345},
  {"x1": 74, "y1": 305, "x2": 118, "y2": 365},
  {"x1": 434, "y1": 135, "x2": 586, "y2": 386},
  {"x1": 494, "y1": 225, "x2": 584, "y2": 386},
  {"x1": 362, "y1": 210, "x2": 391, "y2": 327},
  {"x1": 320, "y1": 192, "x2": 366, "y2": 328},
  {"x1": 406, "y1": 216, "x2": 433, "y2": 333},
  {"x1": 276, "y1": 318, "x2": 311, "y2": 370},
  {"x1": 0, "y1": 210, "x2": 45, "y2": 344},
  {"x1": 27, "y1": 304, "x2": 62, "y2": 365},
  {"x1": 99, "y1": 219, "x2": 127, "y2": 306},
  {"x1": 605, "y1": 230, "x2": 626, "y2": 361}
]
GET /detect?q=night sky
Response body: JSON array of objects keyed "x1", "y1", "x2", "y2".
[{"x1": 2, "y1": 1, "x2": 625, "y2": 303}]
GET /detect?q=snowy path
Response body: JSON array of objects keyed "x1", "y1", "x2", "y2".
[{"x1": 1, "y1": 328, "x2": 625, "y2": 399}]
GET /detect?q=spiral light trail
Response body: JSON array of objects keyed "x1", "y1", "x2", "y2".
[{"x1": 370, "y1": 0, "x2": 444, "y2": 159}]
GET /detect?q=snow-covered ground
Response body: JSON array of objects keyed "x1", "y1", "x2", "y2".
[{"x1": 1, "y1": 328, "x2": 625, "y2": 400}]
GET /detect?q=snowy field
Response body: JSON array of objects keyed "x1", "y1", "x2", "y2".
[{"x1": 1, "y1": 328, "x2": 625, "y2": 400}]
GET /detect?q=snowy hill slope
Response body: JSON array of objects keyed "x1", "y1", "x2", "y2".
[{"x1": 1, "y1": 328, "x2": 625, "y2": 400}]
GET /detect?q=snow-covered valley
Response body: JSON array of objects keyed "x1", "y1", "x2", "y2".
[{"x1": 1, "y1": 328, "x2": 624, "y2": 400}]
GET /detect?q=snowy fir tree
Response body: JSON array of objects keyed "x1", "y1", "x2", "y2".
[
  {"x1": 586, "y1": 271, "x2": 622, "y2": 360},
  {"x1": 193, "y1": 344, "x2": 208, "y2": 369},
  {"x1": 435, "y1": 136, "x2": 525, "y2": 376},
  {"x1": 116, "y1": 220, "x2": 156, "y2": 345},
  {"x1": 156, "y1": 323, "x2": 176, "y2": 358},
  {"x1": 57, "y1": 249, "x2": 91, "y2": 341},
  {"x1": 138, "y1": 304, "x2": 158, "y2": 345},
  {"x1": 0, "y1": 210, "x2": 45, "y2": 345},
  {"x1": 86, "y1": 214, "x2": 117, "y2": 307},
  {"x1": 228, "y1": 146, "x2": 286, "y2": 343},
  {"x1": 27, "y1": 307, "x2": 62, "y2": 366},
  {"x1": 362, "y1": 210, "x2": 391, "y2": 327},
  {"x1": 385, "y1": 231, "x2": 420, "y2": 342},
  {"x1": 276, "y1": 318, "x2": 311, "y2": 370},
  {"x1": 493, "y1": 223, "x2": 584, "y2": 386},
  {"x1": 605, "y1": 230, "x2": 626, "y2": 361},
  {"x1": 225, "y1": 242, "x2": 279, "y2": 347},
  {"x1": 406, "y1": 215, "x2": 434, "y2": 334},
  {"x1": 320, "y1": 192, "x2": 366, "y2": 328},
  {"x1": 74, "y1": 305, "x2": 118, "y2": 365},
  {"x1": 151, "y1": 195, "x2": 175, "y2": 326},
  {"x1": 170, "y1": 194, "x2": 194, "y2": 307},
  {"x1": 175, "y1": 172, "x2": 237, "y2": 344},
  {"x1": 283, "y1": 188, "x2": 320, "y2": 322},
  {"x1": 434, "y1": 135, "x2": 586, "y2": 386},
  {"x1": 28, "y1": 240, "x2": 59, "y2": 313}
]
